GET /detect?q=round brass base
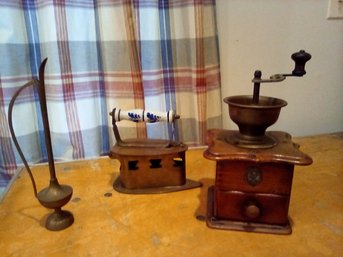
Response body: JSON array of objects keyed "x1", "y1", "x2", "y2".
[
  {"x1": 45, "y1": 209, "x2": 74, "y2": 231},
  {"x1": 226, "y1": 132, "x2": 277, "y2": 149}
]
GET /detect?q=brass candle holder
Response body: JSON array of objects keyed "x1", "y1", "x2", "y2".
[{"x1": 8, "y1": 58, "x2": 74, "y2": 231}]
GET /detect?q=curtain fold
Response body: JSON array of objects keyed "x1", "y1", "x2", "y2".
[{"x1": 0, "y1": 0, "x2": 221, "y2": 195}]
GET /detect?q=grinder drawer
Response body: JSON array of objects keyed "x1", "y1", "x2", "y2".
[
  {"x1": 216, "y1": 161, "x2": 294, "y2": 194},
  {"x1": 214, "y1": 189, "x2": 290, "y2": 225}
]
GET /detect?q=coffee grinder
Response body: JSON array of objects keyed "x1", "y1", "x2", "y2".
[{"x1": 204, "y1": 50, "x2": 313, "y2": 234}]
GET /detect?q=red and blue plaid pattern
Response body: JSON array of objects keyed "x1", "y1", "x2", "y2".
[{"x1": 0, "y1": 0, "x2": 221, "y2": 195}]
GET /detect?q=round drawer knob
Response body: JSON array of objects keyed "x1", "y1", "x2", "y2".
[{"x1": 244, "y1": 203, "x2": 260, "y2": 219}]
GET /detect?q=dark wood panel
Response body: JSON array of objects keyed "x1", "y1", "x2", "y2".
[
  {"x1": 214, "y1": 189, "x2": 290, "y2": 225},
  {"x1": 216, "y1": 161, "x2": 294, "y2": 194}
]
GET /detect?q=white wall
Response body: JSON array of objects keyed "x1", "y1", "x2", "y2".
[{"x1": 216, "y1": 0, "x2": 343, "y2": 136}]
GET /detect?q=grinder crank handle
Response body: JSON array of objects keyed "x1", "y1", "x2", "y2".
[
  {"x1": 110, "y1": 108, "x2": 180, "y2": 123},
  {"x1": 291, "y1": 50, "x2": 312, "y2": 77}
]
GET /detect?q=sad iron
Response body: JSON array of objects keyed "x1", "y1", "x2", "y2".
[{"x1": 109, "y1": 108, "x2": 202, "y2": 194}]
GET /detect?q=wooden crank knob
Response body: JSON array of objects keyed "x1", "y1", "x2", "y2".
[{"x1": 244, "y1": 201, "x2": 260, "y2": 219}]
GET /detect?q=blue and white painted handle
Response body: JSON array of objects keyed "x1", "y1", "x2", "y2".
[{"x1": 111, "y1": 108, "x2": 180, "y2": 123}]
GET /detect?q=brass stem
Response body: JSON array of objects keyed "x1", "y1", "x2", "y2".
[{"x1": 37, "y1": 58, "x2": 58, "y2": 182}]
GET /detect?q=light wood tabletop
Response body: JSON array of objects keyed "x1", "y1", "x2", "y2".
[{"x1": 1, "y1": 133, "x2": 342, "y2": 257}]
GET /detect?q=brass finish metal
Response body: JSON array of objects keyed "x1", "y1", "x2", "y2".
[
  {"x1": 8, "y1": 58, "x2": 74, "y2": 231},
  {"x1": 222, "y1": 50, "x2": 311, "y2": 149},
  {"x1": 251, "y1": 50, "x2": 311, "y2": 105},
  {"x1": 246, "y1": 167, "x2": 263, "y2": 186},
  {"x1": 224, "y1": 95, "x2": 287, "y2": 148}
]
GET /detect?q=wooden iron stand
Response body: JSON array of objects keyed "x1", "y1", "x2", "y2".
[{"x1": 204, "y1": 129, "x2": 312, "y2": 234}]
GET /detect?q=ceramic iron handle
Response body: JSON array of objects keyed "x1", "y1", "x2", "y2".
[{"x1": 110, "y1": 108, "x2": 180, "y2": 123}]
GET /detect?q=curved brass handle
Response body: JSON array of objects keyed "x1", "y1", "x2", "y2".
[
  {"x1": 7, "y1": 57, "x2": 56, "y2": 197},
  {"x1": 8, "y1": 79, "x2": 39, "y2": 197}
]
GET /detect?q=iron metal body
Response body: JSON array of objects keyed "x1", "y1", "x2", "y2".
[{"x1": 109, "y1": 108, "x2": 202, "y2": 194}]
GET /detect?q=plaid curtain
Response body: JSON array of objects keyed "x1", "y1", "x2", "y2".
[{"x1": 0, "y1": 0, "x2": 221, "y2": 195}]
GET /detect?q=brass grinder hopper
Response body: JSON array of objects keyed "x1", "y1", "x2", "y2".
[
  {"x1": 224, "y1": 50, "x2": 312, "y2": 149},
  {"x1": 109, "y1": 109, "x2": 202, "y2": 194}
]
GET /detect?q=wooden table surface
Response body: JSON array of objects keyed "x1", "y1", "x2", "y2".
[{"x1": 0, "y1": 132, "x2": 342, "y2": 257}]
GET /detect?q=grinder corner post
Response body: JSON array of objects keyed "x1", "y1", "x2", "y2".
[{"x1": 108, "y1": 108, "x2": 202, "y2": 194}]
